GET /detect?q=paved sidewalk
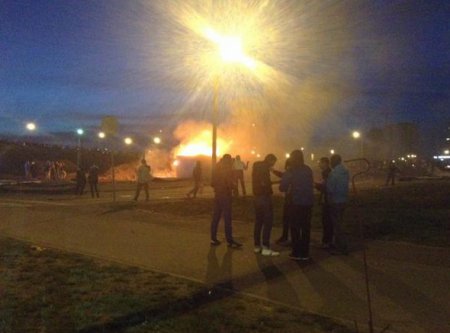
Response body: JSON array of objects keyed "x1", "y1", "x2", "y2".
[{"x1": 0, "y1": 199, "x2": 449, "y2": 333}]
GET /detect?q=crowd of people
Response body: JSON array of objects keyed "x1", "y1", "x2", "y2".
[
  {"x1": 209, "y1": 151, "x2": 350, "y2": 262},
  {"x1": 70, "y1": 152, "x2": 343, "y2": 261},
  {"x1": 24, "y1": 160, "x2": 67, "y2": 181},
  {"x1": 73, "y1": 152, "x2": 351, "y2": 262}
]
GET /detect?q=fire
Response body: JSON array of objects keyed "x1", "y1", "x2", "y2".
[{"x1": 174, "y1": 129, "x2": 232, "y2": 157}]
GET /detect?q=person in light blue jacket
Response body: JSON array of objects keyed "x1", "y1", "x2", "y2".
[{"x1": 326, "y1": 154, "x2": 350, "y2": 254}]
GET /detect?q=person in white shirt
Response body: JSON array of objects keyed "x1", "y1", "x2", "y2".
[
  {"x1": 134, "y1": 159, "x2": 152, "y2": 201},
  {"x1": 232, "y1": 155, "x2": 249, "y2": 196}
]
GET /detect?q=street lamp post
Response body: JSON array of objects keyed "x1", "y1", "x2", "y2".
[{"x1": 202, "y1": 27, "x2": 257, "y2": 176}]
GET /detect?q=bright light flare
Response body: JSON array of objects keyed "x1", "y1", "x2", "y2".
[
  {"x1": 203, "y1": 27, "x2": 256, "y2": 69},
  {"x1": 352, "y1": 131, "x2": 361, "y2": 139},
  {"x1": 98, "y1": 132, "x2": 106, "y2": 139},
  {"x1": 153, "y1": 136, "x2": 162, "y2": 144},
  {"x1": 77, "y1": 128, "x2": 84, "y2": 135},
  {"x1": 26, "y1": 122, "x2": 36, "y2": 131},
  {"x1": 124, "y1": 137, "x2": 133, "y2": 145}
]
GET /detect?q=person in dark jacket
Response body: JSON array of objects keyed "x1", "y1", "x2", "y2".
[
  {"x1": 75, "y1": 167, "x2": 87, "y2": 195},
  {"x1": 252, "y1": 153, "x2": 283, "y2": 256},
  {"x1": 187, "y1": 160, "x2": 202, "y2": 198},
  {"x1": 88, "y1": 164, "x2": 100, "y2": 198},
  {"x1": 385, "y1": 161, "x2": 400, "y2": 186},
  {"x1": 279, "y1": 150, "x2": 314, "y2": 261},
  {"x1": 314, "y1": 157, "x2": 333, "y2": 248},
  {"x1": 210, "y1": 154, "x2": 242, "y2": 248}
]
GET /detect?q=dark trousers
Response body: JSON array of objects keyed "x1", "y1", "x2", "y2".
[
  {"x1": 187, "y1": 180, "x2": 201, "y2": 198},
  {"x1": 134, "y1": 182, "x2": 149, "y2": 201},
  {"x1": 321, "y1": 203, "x2": 333, "y2": 245},
  {"x1": 386, "y1": 174, "x2": 396, "y2": 186},
  {"x1": 89, "y1": 182, "x2": 99, "y2": 198},
  {"x1": 254, "y1": 195, "x2": 273, "y2": 247},
  {"x1": 290, "y1": 205, "x2": 312, "y2": 258},
  {"x1": 329, "y1": 203, "x2": 348, "y2": 252},
  {"x1": 233, "y1": 170, "x2": 246, "y2": 196},
  {"x1": 279, "y1": 197, "x2": 291, "y2": 241},
  {"x1": 75, "y1": 181, "x2": 86, "y2": 195},
  {"x1": 210, "y1": 195, "x2": 233, "y2": 242}
]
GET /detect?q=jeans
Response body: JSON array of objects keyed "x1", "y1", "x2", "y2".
[
  {"x1": 279, "y1": 197, "x2": 291, "y2": 241},
  {"x1": 89, "y1": 182, "x2": 99, "y2": 198},
  {"x1": 290, "y1": 205, "x2": 312, "y2": 257},
  {"x1": 254, "y1": 195, "x2": 273, "y2": 247},
  {"x1": 321, "y1": 203, "x2": 333, "y2": 245},
  {"x1": 329, "y1": 203, "x2": 348, "y2": 252},
  {"x1": 210, "y1": 195, "x2": 233, "y2": 242}
]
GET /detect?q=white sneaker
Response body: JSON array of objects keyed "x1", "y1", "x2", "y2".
[
  {"x1": 261, "y1": 248, "x2": 280, "y2": 256},
  {"x1": 254, "y1": 246, "x2": 262, "y2": 253}
]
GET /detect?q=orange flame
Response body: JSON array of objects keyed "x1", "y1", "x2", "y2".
[{"x1": 174, "y1": 129, "x2": 232, "y2": 157}]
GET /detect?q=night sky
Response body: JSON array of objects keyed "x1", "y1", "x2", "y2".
[{"x1": 1, "y1": 0, "x2": 449, "y2": 150}]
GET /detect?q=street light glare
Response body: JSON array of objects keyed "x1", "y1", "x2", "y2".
[
  {"x1": 124, "y1": 137, "x2": 133, "y2": 145},
  {"x1": 153, "y1": 137, "x2": 162, "y2": 144},
  {"x1": 203, "y1": 27, "x2": 256, "y2": 69},
  {"x1": 352, "y1": 131, "x2": 361, "y2": 139},
  {"x1": 98, "y1": 132, "x2": 106, "y2": 139},
  {"x1": 77, "y1": 128, "x2": 84, "y2": 135},
  {"x1": 26, "y1": 122, "x2": 36, "y2": 131}
]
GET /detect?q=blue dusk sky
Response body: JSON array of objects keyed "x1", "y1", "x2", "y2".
[{"x1": 1, "y1": 0, "x2": 449, "y2": 150}]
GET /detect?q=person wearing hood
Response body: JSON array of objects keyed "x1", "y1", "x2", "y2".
[
  {"x1": 327, "y1": 154, "x2": 350, "y2": 254},
  {"x1": 279, "y1": 150, "x2": 314, "y2": 261}
]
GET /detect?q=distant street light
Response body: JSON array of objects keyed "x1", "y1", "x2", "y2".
[
  {"x1": 26, "y1": 122, "x2": 36, "y2": 131},
  {"x1": 330, "y1": 149, "x2": 335, "y2": 155},
  {"x1": 124, "y1": 137, "x2": 133, "y2": 145},
  {"x1": 445, "y1": 150, "x2": 450, "y2": 155},
  {"x1": 352, "y1": 131, "x2": 361, "y2": 139},
  {"x1": 153, "y1": 136, "x2": 161, "y2": 144},
  {"x1": 98, "y1": 132, "x2": 106, "y2": 139}
]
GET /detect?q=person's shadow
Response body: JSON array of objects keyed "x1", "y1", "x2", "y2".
[
  {"x1": 255, "y1": 255, "x2": 300, "y2": 307},
  {"x1": 205, "y1": 246, "x2": 234, "y2": 293}
]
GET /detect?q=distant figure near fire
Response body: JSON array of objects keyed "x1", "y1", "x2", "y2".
[
  {"x1": 385, "y1": 161, "x2": 400, "y2": 186},
  {"x1": 232, "y1": 155, "x2": 249, "y2": 196},
  {"x1": 210, "y1": 154, "x2": 242, "y2": 248},
  {"x1": 134, "y1": 159, "x2": 152, "y2": 201},
  {"x1": 186, "y1": 160, "x2": 202, "y2": 199},
  {"x1": 88, "y1": 164, "x2": 100, "y2": 198}
]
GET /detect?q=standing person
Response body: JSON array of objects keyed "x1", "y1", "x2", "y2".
[
  {"x1": 88, "y1": 164, "x2": 100, "y2": 198},
  {"x1": 327, "y1": 154, "x2": 350, "y2": 254},
  {"x1": 232, "y1": 155, "x2": 249, "y2": 196},
  {"x1": 279, "y1": 150, "x2": 314, "y2": 261},
  {"x1": 252, "y1": 154, "x2": 283, "y2": 256},
  {"x1": 314, "y1": 157, "x2": 333, "y2": 248},
  {"x1": 24, "y1": 160, "x2": 31, "y2": 179},
  {"x1": 210, "y1": 154, "x2": 242, "y2": 248},
  {"x1": 75, "y1": 167, "x2": 86, "y2": 195},
  {"x1": 134, "y1": 159, "x2": 152, "y2": 201},
  {"x1": 385, "y1": 161, "x2": 400, "y2": 186},
  {"x1": 276, "y1": 157, "x2": 292, "y2": 245},
  {"x1": 186, "y1": 160, "x2": 202, "y2": 199}
]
